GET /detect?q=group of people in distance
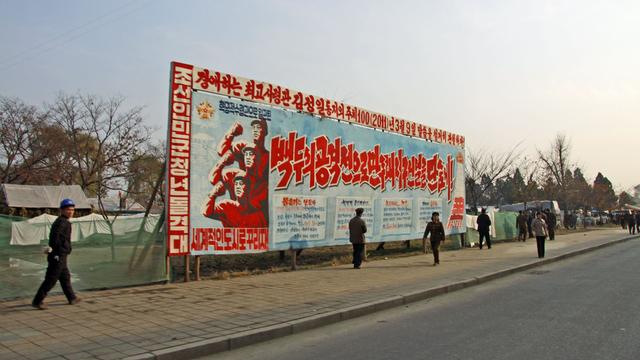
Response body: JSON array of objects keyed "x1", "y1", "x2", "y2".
[
  {"x1": 348, "y1": 207, "x2": 561, "y2": 269},
  {"x1": 516, "y1": 209, "x2": 557, "y2": 258},
  {"x1": 479, "y1": 208, "x2": 553, "y2": 258},
  {"x1": 516, "y1": 209, "x2": 557, "y2": 242},
  {"x1": 620, "y1": 210, "x2": 640, "y2": 235}
]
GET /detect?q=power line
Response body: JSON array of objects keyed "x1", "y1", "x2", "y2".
[
  {"x1": 0, "y1": 0, "x2": 151, "y2": 72},
  {"x1": 0, "y1": 0, "x2": 141, "y2": 65}
]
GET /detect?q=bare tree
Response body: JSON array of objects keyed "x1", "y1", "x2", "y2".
[
  {"x1": 126, "y1": 141, "x2": 165, "y2": 208},
  {"x1": 48, "y1": 93, "x2": 151, "y2": 261},
  {"x1": 537, "y1": 134, "x2": 574, "y2": 209},
  {"x1": 512, "y1": 156, "x2": 542, "y2": 204},
  {"x1": 465, "y1": 144, "x2": 521, "y2": 212},
  {"x1": 48, "y1": 93, "x2": 150, "y2": 195},
  {"x1": 537, "y1": 134, "x2": 571, "y2": 185},
  {"x1": 0, "y1": 97, "x2": 46, "y2": 183}
]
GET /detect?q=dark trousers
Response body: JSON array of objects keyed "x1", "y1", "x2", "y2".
[
  {"x1": 629, "y1": 224, "x2": 636, "y2": 235},
  {"x1": 479, "y1": 231, "x2": 491, "y2": 249},
  {"x1": 536, "y1": 236, "x2": 546, "y2": 258},
  {"x1": 430, "y1": 240, "x2": 441, "y2": 264},
  {"x1": 33, "y1": 255, "x2": 76, "y2": 305},
  {"x1": 352, "y1": 243, "x2": 364, "y2": 268},
  {"x1": 518, "y1": 226, "x2": 527, "y2": 241},
  {"x1": 548, "y1": 226, "x2": 555, "y2": 240}
]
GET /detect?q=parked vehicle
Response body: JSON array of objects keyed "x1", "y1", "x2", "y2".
[
  {"x1": 499, "y1": 200, "x2": 561, "y2": 216},
  {"x1": 499, "y1": 200, "x2": 563, "y2": 229}
]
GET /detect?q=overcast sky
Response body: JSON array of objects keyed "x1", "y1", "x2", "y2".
[{"x1": 1, "y1": 0, "x2": 638, "y2": 191}]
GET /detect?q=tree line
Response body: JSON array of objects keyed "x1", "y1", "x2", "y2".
[
  {"x1": 0, "y1": 94, "x2": 164, "y2": 211},
  {"x1": 2, "y1": 93, "x2": 635, "y2": 215},
  {"x1": 465, "y1": 134, "x2": 632, "y2": 213}
]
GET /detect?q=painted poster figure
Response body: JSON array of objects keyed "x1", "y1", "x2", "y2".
[
  {"x1": 202, "y1": 174, "x2": 266, "y2": 227},
  {"x1": 203, "y1": 118, "x2": 269, "y2": 226},
  {"x1": 214, "y1": 119, "x2": 269, "y2": 176}
]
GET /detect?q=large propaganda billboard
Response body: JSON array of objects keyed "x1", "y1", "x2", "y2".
[{"x1": 167, "y1": 62, "x2": 466, "y2": 256}]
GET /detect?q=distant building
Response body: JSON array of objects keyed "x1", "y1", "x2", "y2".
[
  {"x1": 0, "y1": 184, "x2": 91, "y2": 217},
  {"x1": 499, "y1": 200, "x2": 561, "y2": 215},
  {"x1": 87, "y1": 196, "x2": 146, "y2": 215}
]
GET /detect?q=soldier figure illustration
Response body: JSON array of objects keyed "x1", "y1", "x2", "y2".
[{"x1": 203, "y1": 118, "x2": 269, "y2": 227}]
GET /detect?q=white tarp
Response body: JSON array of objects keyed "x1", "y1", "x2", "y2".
[
  {"x1": 10, "y1": 214, "x2": 161, "y2": 246},
  {"x1": 623, "y1": 204, "x2": 640, "y2": 211},
  {"x1": 10, "y1": 214, "x2": 56, "y2": 246},
  {"x1": 466, "y1": 214, "x2": 477, "y2": 230},
  {"x1": 73, "y1": 213, "x2": 113, "y2": 241},
  {"x1": 465, "y1": 211, "x2": 497, "y2": 235},
  {"x1": 1, "y1": 184, "x2": 91, "y2": 209},
  {"x1": 112, "y1": 213, "x2": 159, "y2": 234}
]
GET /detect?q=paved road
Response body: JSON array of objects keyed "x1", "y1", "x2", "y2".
[
  {"x1": 206, "y1": 238, "x2": 640, "y2": 360},
  {"x1": 1, "y1": 229, "x2": 632, "y2": 359}
]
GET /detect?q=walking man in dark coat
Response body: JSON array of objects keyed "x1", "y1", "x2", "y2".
[
  {"x1": 626, "y1": 211, "x2": 636, "y2": 235},
  {"x1": 516, "y1": 211, "x2": 528, "y2": 241},
  {"x1": 635, "y1": 211, "x2": 640, "y2": 234},
  {"x1": 477, "y1": 208, "x2": 492, "y2": 249},
  {"x1": 423, "y1": 212, "x2": 446, "y2": 266},
  {"x1": 546, "y1": 209, "x2": 557, "y2": 240},
  {"x1": 32, "y1": 199, "x2": 81, "y2": 310},
  {"x1": 349, "y1": 208, "x2": 367, "y2": 269}
]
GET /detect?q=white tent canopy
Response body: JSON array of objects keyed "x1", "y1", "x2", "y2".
[
  {"x1": 622, "y1": 204, "x2": 640, "y2": 211},
  {"x1": 465, "y1": 210, "x2": 497, "y2": 236},
  {"x1": 10, "y1": 214, "x2": 161, "y2": 246},
  {"x1": 1, "y1": 184, "x2": 91, "y2": 209}
]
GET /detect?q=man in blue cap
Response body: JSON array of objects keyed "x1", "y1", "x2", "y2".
[{"x1": 32, "y1": 199, "x2": 81, "y2": 310}]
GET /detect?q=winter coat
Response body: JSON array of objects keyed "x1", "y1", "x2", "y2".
[
  {"x1": 477, "y1": 213, "x2": 492, "y2": 233},
  {"x1": 349, "y1": 216, "x2": 367, "y2": 244},
  {"x1": 423, "y1": 221, "x2": 445, "y2": 242},
  {"x1": 532, "y1": 218, "x2": 548, "y2": 237}
]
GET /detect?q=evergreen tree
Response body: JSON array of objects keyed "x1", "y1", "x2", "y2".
[
  {"x1": 511, "y1": 168, "x2": 527, "y2": 203},
  {"x1": 592, "y1": 172, "x2": 617, "y2": 210},
  {"x1": 618, "y1": 191, "x2": 635, "y2": 207},
  {"x1": 570, "y1": 168, "x2": 592, "y2": 210}
]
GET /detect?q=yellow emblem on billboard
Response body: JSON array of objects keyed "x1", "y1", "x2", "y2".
[{"x1": 197, "y1": 101, "x2": 214, "y2": 120}]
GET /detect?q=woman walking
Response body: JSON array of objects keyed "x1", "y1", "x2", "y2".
[{"x1": 531, "y1": 211, "x2": 548, "y2": 259}]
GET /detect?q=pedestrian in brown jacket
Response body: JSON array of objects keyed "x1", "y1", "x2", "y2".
[
  {"x1": 423, "y1": 212, "x2": 446, "y2": 266},
  {"x1": 349, "y1": 208, "x2": 367, "y2": 269},
  {"x1": 532, "y1": 212, "x2": 548, "y2": 258}
]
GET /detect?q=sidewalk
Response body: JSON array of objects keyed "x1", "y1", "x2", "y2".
[{"x1": 0, "y1": 228, "x2": 636, "y2": 360}]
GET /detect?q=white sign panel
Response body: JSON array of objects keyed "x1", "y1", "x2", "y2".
[
  {"x1": 334, "y1": 197, "x2": 375, "y2": 241},
  {"x1": 273, "y1": 194, "x2": 327, "y2": 243}
]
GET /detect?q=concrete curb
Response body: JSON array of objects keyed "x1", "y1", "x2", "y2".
[{"x1": 125, "y1": 234, "x2": 638, "y2": 360}]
